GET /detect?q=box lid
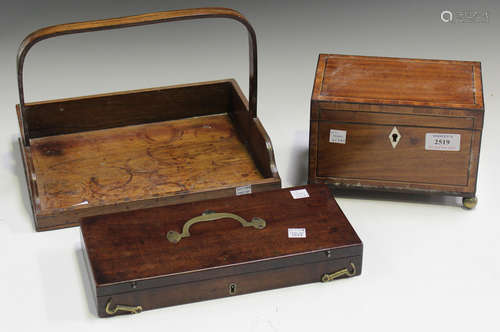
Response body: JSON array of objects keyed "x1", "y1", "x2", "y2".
[
  {"x1": 312, "y1": 54, "x2": 484, "y2": 111},
  {"x1": 81, "y1": 184, "x2": 362, "y2": 296}
]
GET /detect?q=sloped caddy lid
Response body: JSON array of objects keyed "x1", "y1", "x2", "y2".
[
  {"x1": 81, "y1": 185, "x2": 362, "y2": 296},
  {"x1": 313, "y1": 54, "x2": 484, "y2": 110}
]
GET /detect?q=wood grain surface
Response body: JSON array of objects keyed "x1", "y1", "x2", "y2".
[
  {"x1": 19, "y1": 79, "x2": 281, "y2": 231},
  {"x1": 93, "y1": 255, "x2": 362, "y2": 317},
  {"x1": 317, "y1": 122, "x2": 472, "y2": 186},
  {"x1": 81, "y1": 184, "x2": 361, "y2": 286},
  {"x1": 81, "y1": 184, "x2": 362, "y2": 316},
  {"x1": 313, "y1": 54, "x2": 483, "y2": 110},
  {"x1": 31, "y1": 114, "x2": 263, "y2": 213},
  {"x1": 16, "y1": 9, "x2": 282, "y2": 230},
  {"x1": 309, "y1": 54, "x2": 484, "y2": 199},
  {"x1": 22, "y1": 80, "x2": 236, "y2": 139}
]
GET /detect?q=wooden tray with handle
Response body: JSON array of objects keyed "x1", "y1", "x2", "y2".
[{"x1": 16, "y1": 8, "x2": 280, "y2": 231}]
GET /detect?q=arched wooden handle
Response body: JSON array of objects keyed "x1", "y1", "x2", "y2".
[
  {"x1": 166, "y1": 211, "x2": 266, "y2": 244},
  {"x1": 17, "y1": 7, "x2": 258, "y2": 144}
]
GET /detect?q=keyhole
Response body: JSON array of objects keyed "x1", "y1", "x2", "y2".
[
  {"x1": 389, "y1": 127, "x2": 401, "y2": 148},
  {"x1": 229, "y1": 283, "x2": 237, "y2": 295}
]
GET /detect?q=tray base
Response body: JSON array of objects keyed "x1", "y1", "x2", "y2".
[{"x1": 30, "y1": 114, "x2": 264, "y2": 215}]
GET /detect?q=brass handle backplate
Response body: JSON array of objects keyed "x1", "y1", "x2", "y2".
[
  {"x1": 106, "y1": 299, "x2": 142, "y2": 315},
  {"x1": 321, "y1": 263, "x2": 357, "y2": 282},
  {"x1": 167, "y1": 211, "x2": 266, "y2": 244}
]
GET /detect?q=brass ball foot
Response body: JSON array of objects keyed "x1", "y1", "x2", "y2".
[{"x1": 462, "y1": 196, "x2": 478, "y2": 210}]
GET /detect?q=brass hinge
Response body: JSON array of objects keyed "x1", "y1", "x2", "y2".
[{"x1": 321, "y1": 263, "x2": 357, "y2": 282}]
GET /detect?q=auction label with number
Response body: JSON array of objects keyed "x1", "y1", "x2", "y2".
[
  {"x1": 288, "y1": 228, "x2": 306, "y2": 238},
  {"x1": 425, "y1": 133, "x2": 461, "y2": 151},
  {"x1": 236, "y1": 184, "x2": 252, "y2": 196},
  {"x1": 329, "y1": 129, "x2": 347, "y2": 144}
]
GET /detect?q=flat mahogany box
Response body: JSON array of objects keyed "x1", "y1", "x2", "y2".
[
  {"x1": 81, "y1": 184, "x2": 363, "y2": 317},
  {"x1": 309, "y1": 54, "x2": 484, "y2": 208}
]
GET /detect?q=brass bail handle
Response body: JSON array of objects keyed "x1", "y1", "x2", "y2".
[
  {"x1": 321, "y1": 262, "x2": 357, "y2": 282},
  {"x1": 167, "y1": 211, "x2": 266, "y2": 244},
  {"x1": 106, "y1": 299, "x2": 142, "y2": 315}
]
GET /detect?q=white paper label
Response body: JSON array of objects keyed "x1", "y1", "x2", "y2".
[
  {"x1": 288, "y1": 228, "x2": 306, "y2": 238},
  {"x1": 425, "y1": 133, "x2": 461, "y2": 151},
  {"x1": 235, "y1": 184, "x2": 252, "y2": 196},
  {"x1": 290, "y1": 189, "x2": 310, "y2": 199},
  {"x1": 329, "y1": 129, "x2": 347, "y2": 144}
]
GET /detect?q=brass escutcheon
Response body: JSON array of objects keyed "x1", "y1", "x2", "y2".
[
  {"x1": 321, "y1": 262, "x2": 357, "y2": 282},
  {"x1": 167, "y1": 211, "x2": 266, "y2": 244},
  {"x1": 105, "y1": 299, "x2": 142, "y2": 315},
  {"x1": 389, "y1": 126, "x2": 401, "y2": 148},
  {"x1": 229, "y1": 282, "x2": 237, "y2": 295}
]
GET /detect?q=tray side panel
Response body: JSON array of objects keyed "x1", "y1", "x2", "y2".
[
  {"x1": 228, "y1": 81, "x2": 280, "y2": 179},
  {"x1": 36, "y1": 178, "x2": 281, "y2": 231},
  {"x1": 17, "y1": 139, "x2": 40, "y2": 228},
  {"x1": 22, "y1": 80, "x2": 235, "y2": 139}
]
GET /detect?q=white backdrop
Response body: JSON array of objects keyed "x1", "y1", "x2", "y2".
[{"x1": 1, "y1": 0, "x2": 499, "y2": 331}]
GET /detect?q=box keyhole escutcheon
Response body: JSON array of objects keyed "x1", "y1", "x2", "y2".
[
  {"x1": 229, "y1": 283, "x2": 237, "y2": 295},
  {"x1": 389, "y1": 127, "x2": 401, "y2": 148}
]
